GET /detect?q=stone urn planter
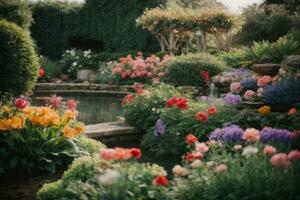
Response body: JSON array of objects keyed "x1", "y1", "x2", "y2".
[
  {"x1": 77, "y1": 69, "x2": 93, "y2": 81},
  {"x1": 253, "y1": 63, "x2": 281, "y2": 76}
]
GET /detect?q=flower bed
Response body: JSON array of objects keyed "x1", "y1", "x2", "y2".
[{"x1": 0, "y1": 97, "x2": 105, "y2": 173}]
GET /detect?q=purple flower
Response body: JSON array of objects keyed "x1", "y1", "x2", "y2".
[
  {"x1": 154, "y1": 119, "x2": 166, "y2": 136},
  {"x1": 209, "y1": 125, "x2": 244, "y2": 142},
  {"x1": 224, "y1": 93, "x2": 242, "y2": 105},
  {"x1": 259, "y1": 127, "x2": 292, "y2": 143}
]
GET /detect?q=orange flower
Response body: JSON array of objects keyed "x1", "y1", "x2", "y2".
[
  {"x1": 243, "y1": 128, "x2": 260, "y2": 142},
  {"x1": 62, "y1": 126, "x2": 77, "y2": 138},
  {"x1": 113, "y1": 148, "x2": 132, "y2": 160},
  {"x1": 185, "y1": 134, "x2": 198, "y2": 145},
  {"x1": 0, "y1": 119, "x2": 11, "y2": 131},
  {"x1": 10, "y1": 116, "x2": 24, "y2": 129},
  {"x1": 195, "y1": 111, "x2": 208, "y2": 122},
  {"x1": 258, "y1": 106, "x2": 271, "y2": 115},
  {"x1": 288, "y1": 107, "x2": 297, "y2": 116}
]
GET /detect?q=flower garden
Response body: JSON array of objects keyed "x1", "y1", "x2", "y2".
[{"x1": 1, "y1": 0, "x2": 300, "y2": 199}]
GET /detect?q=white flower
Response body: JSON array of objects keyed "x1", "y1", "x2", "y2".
[
  {"x1": 233, "y1": 144, "x2": 243, "y2": 152},
  {"x1": 97, "y1": 169, "x2": 120, "y2": 185},
  {"x1": 72, "y1": 62, "x2": 77, "y2": 67},
  {"x1": 206, "y1": 161, "x2": 215, "y2": 168},
  {"x1": 242, "y1": 146, "x2": 258, "y2": 158}
]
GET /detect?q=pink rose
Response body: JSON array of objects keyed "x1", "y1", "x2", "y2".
[
  {"x1": 270, "y1": 153, "x2": 291, "y2": 169},
  {"x1": 215, "y1": 164, "x2": 228, "y2": 173},
  {"x1": 230, "y1": 82, "x2": 243, "y2": 94},
  {"x1": 243, "y1": 128, "x2": 260, "y2": 142},
  {"x1": 257, "y1": 76, "x2": 271, "y2": 87},
  {"x1": 263, "y1": 145, "x2": 276, "y2": 156},
  {"x1": 195, "y1": 142, "x2": 209, "y2": 153},
  {"x1": 288, "y1": 150, "x2": 300, "y2": 162},
  {"x1": 244, "y1": 90, "x2": 255, "y2": 100}
]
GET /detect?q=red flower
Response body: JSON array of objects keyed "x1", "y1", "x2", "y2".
[
  {"x1": 166, "y1": 97, "x2": 188, "y2": 110},
  {"x1": 166, "y1": 97, "x2": 178, "y2": 108},
  {"x1": 153, "y1": 176, "x2": 169, "y2": 186},
  {"x1": 195, "y1": 111, "x2": 208, "y2": 122},
  {"x1": 39, "y1": 68, "x2": 46, "y2": 78},
  {"x1": 185, "y1": 134, "x2": 198, "y2": 145},
  {"x1": 121, "y1": 94, "x2": 135, "y2": 107},
  {"x1": 176, "y1": 98, "x2": 188, "y2": 110},
  {"x1": 15, "y1": 98, "x2": 28, "y2": 109},
  {"x1": 200, "y1": 71, "x2": 209, "y2": 81},
  {"x1": 130, "y1": 148, "x2": 142, "y2": 159},
  {"x1": 185, "y1": 152, "x2": 203, "y2": 161},
  {"x1": 207, "y1": 107, "x2": 217, "y2": 115}
]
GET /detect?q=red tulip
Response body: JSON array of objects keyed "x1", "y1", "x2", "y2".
[{"x1": 15, "y1": 98, "x2": 28, "y2": 109}]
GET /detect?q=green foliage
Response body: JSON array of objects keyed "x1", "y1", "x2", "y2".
[
  {"x1": 173, "y1": 144, "x2": 300, "y2": 200},
  {"x1": 0, "y1": 20, "x2": 39, "y2": 99},
  {"x1": 39, "y1": 56, "x2": 61, "y2": 80},
  {"x1": 164, "y1": 53, "x2": 227, "y2": 86},
  {"x1": 142, "y1": 99, "x2": 238, "y2": 155},
  {"x1": 0, "y1": 0, "x2": 33, "y2": 29},
  {"x1": 37, "y1": 155, "x2": 169, "y2": 200},
  {"x1": 30, "y1": 0, "x2": 163, "y2": 59},
  {"x1": 236, "y1": 4, "x2": 294, "y2": 44},
  {"x1": 222, "y1": 37, "x2": 299, "y2": 68},
  {"x1": 30, "y1": 1, "x2": 81, "y2": 58},
  {"x1": 124, "y1": 84, "x2": 182, "y2": 130}
]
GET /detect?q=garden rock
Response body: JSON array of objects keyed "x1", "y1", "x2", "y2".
[{"x1": 283, "y1": 55, "x2": 300, "y2": 68}]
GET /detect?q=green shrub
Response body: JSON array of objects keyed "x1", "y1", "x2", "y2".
[
  {"x1": 123, "y1": 84, "x2": 183, "y2": 130},
  {"x1": 0, "y1": 20, "x2": 39, "y2": 98},
  {"x1": 0, "y1": 0, "x2": 33, "y2": 29},
  {"x1": 37, "y1": 155, "x2": 169, "y2": 200},
  {"x1": 164, "y1": 53, "x2": 227, "y2": 86}
]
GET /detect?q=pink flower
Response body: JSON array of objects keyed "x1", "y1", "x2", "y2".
[
  {"x1": 152, "y1": 78, "x2": 160, "y2": 84},
  {"x1": 243, "y1": 128, "x2": 260, "y2": 142},
  {"x1": 190, "y1": 159, "x2": 202, "y2": 168},
  {"x1": 244, "y1": 90, "x2": 255, "y2": 100},
  {"x1": 230, "y1": 82, "x2": 243, "y2": 94},
  {"x1": 172, "y1": 165, "x2": 187, "y2": 176},
  {"x1": 215, "y1": 164, "x2": 228, "y2": 173},
  {"x1": 263, "y1": 145, "x2": 277, "y2": 156},
  {"x1": 257, "y1": 87, "x2": 264, "y2": 97},
  {"x1": 100, "y1": 149, "x2": 115, "y2": 160},
  {"x1": 270, "y1": 153, "x2": 291, "y2": 169},
  {"x1": 147, "y1": 72, "x2": 153, "y2": 77},
  {"x1": 158, "y1": 72, "x2": 165, "y2": 78},
  {"x1": 66, "y1": 99, "x2": 77, "y2": 111},
  {"x1": 15, "y1": 98, "x2": 28, "y2": 109},
  {"x1": 195, "y1": 142, "x2": 209, "y2": 153},
  {"x1": 257, "y1": 76, "x2": 271, "y2": 87},
  {"x1": 288, "y1": 150, "x2": 300, "y2": 162},
  {"x1": 121, "y1": 71, "x2": 127, "y2": 79},
  {"x1": 50, "y1": 95, "x2": 62, "y2": 109}
]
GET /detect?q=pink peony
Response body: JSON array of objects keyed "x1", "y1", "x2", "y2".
[
  {"x1": 230, "y1": 82, "x2": 243, "y2": 94},
  {"x1": 257, "y1": 76, "x2": 272, "y2": 87},
  {"x1": 66, "y1": 99, "x2": 77, "y2": 111},
  {"x1": 263, "y1": 145, "x2": 277, "y2": 156},
  {"x1": 270, "y1": 153, "x2": 291, "y2": 169},
  {"x1": 195, "y1": 142, "x2": 209, "y2": 153},
  {"x1": 215, "y1": 164, "x2": 228, "y2": 173},
  {"x1": 244, "y1": 90, "x2": 255, "y2": 100},
  {"x1": 243, "y1": 128, "x2": 260, "y2": 142},
  {"x1": 287, "y1": 150, "x2": 300, "y2": 162}
]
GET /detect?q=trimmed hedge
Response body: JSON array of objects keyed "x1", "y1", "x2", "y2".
[
  {"x1": 0, "y1": 0, "x2": 32, "y2": 29},
  {"x1": 30, "y1": 0, "x2": 165, "y2": 59},
  {"x1": 164, "y1": 53, "x2": 227, "y2": 87},
  {"x1": 0, "y1": 20, "x2": 39, "y2": 98}
]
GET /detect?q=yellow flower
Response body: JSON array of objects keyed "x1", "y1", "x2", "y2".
[
  {"x1": 62, "y1": 110, "x2": 78, "y2": 124},
  {"x1": 0, "y1": 119, "x2": 11, "y2": 131},
  {"x1": 75, "y1": 125, "x2": 85, "y2": 134},
  {"x1": 10, "y1": 116, "x2": 24, "y2": 129},
  {"x1": 26, "y1": 107, "x2": 61, "y2": 127},
  {"x1": 62, "y1": 126, "x2": 77, "y2": 139},
  {"x1": 258, "y1": 106, "x2": 271, "y2": 115}
]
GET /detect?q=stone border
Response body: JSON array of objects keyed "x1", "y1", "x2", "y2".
[{"x1": 85, "y1": 122, "x2": 140, "y2": 144}]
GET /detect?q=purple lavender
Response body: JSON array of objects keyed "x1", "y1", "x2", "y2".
[
  {"x1": 209, "y1": 125, "x2": 244, "y2": 142},
  {"x1": 224, "y1": 93, "x2": 242, "y2": 105},
  {"x1": 259, "y1": 127, "x2": 292, "y2": 143},
  {"x1": 154, "y1": 119, "x2": 166, "y2": 136}
]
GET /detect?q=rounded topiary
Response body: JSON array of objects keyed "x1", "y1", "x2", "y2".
[
  {"x1": 0, "y1": 20, "x2": 39, "y2": 98},
  {"x1": 164, "y1": 53, "x2": 227, "y2": 87}
]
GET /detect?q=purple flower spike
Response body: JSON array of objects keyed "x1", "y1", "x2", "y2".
[
  {"x1": 154, "y1": 119, "x2": 166, "y2": 136},
  {"x1": 260, "y1": 127, "x2": 292, "y2": 143},
  {"x1": 209, "y1": 125, "x2": 244, "y2": 142}
]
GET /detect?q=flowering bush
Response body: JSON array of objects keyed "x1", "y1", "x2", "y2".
[
  {"x1": 38, "y1": 149, "x2": 169, "y2": 200},
  {"x1": 0, "y1": 98, "x2": 105, "y2": 173},
  {"x1": 112, "y1": 53, "x2": 171, "y2": 85}
]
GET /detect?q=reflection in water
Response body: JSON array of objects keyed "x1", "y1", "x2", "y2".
[{"x1": 63, "y1": 96, "x2": 123, "y2": 124}]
